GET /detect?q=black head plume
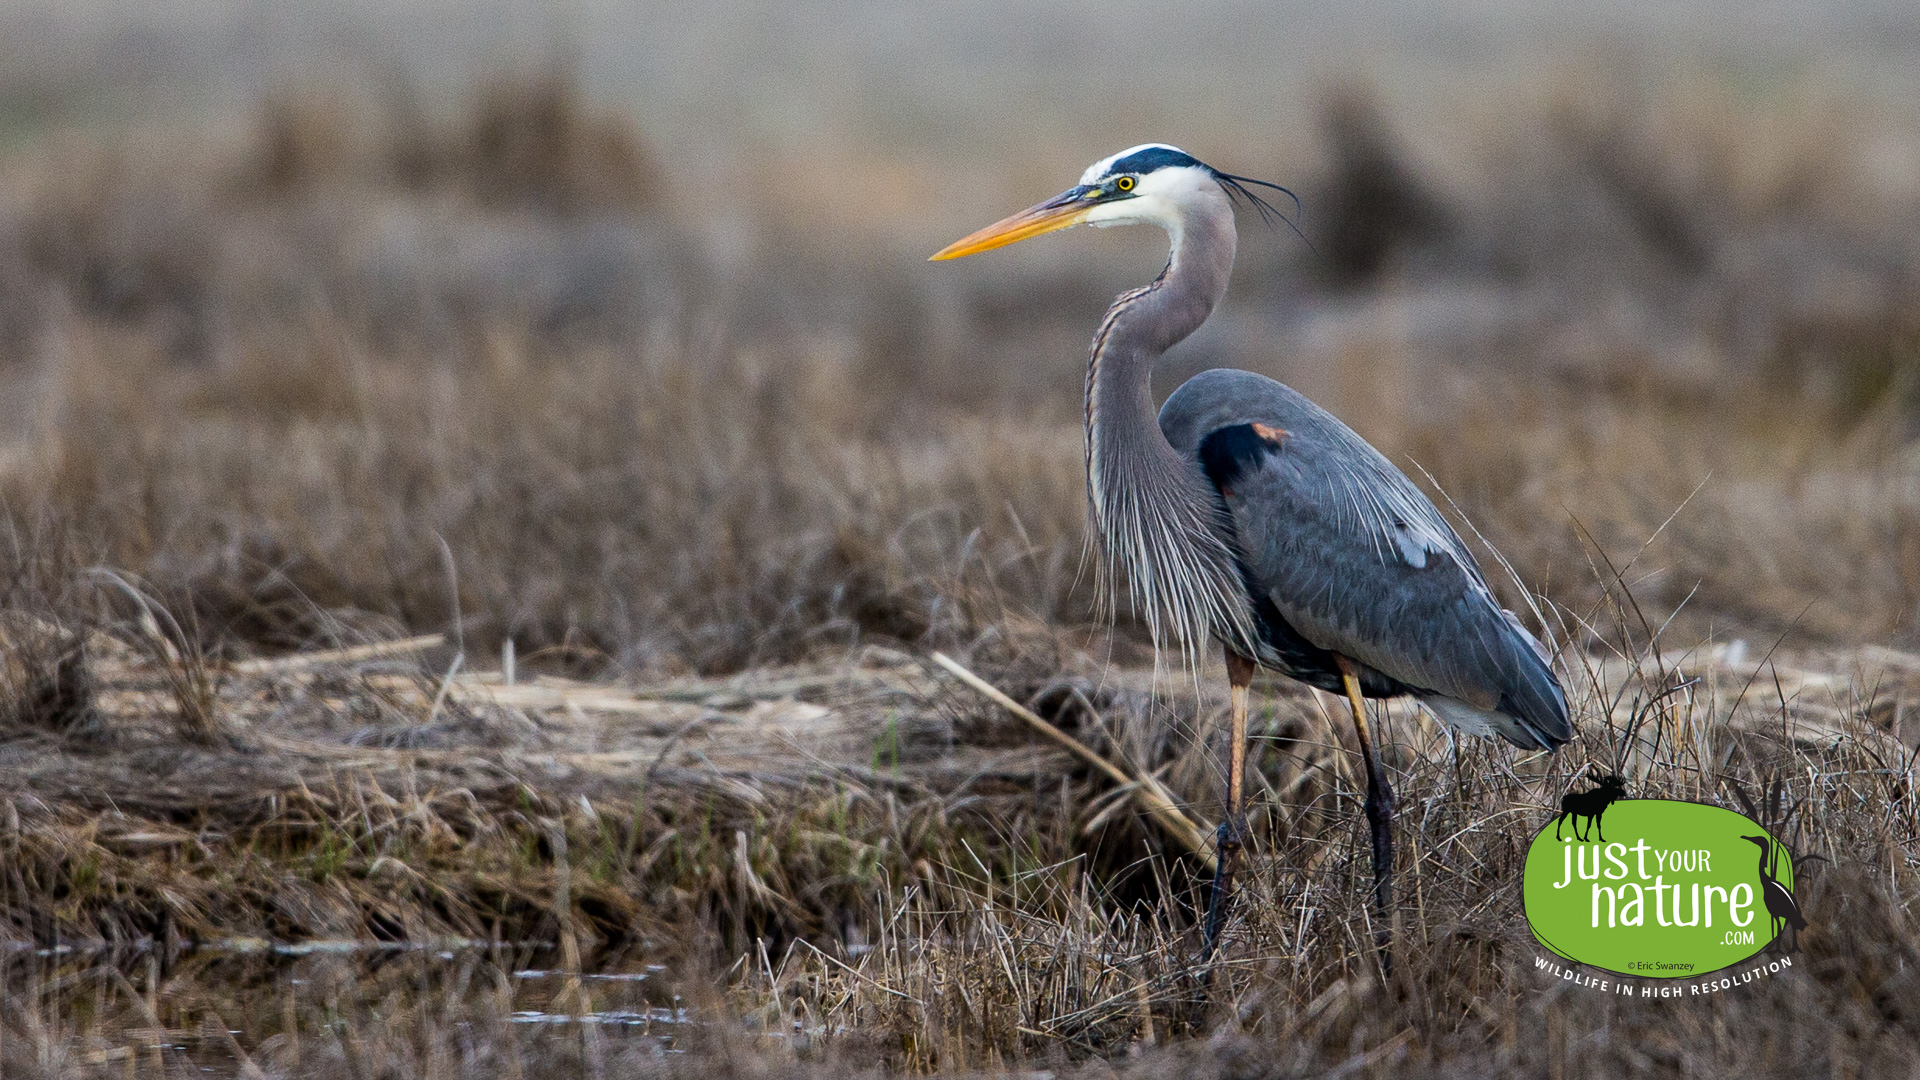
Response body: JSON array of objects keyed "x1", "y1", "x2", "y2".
[{"x1": 1209, "y1": 167, "x2": 1313, "y2": 252}]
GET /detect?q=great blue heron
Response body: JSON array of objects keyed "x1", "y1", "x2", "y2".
[{"x1": 931, "y1": 144, "x2": 1573, "y2": 954}]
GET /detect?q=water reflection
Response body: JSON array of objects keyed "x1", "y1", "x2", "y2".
[
  {"x1": 511, "y1": 1006, "x2": 690, "y2": 1027},
  {"x1": 0, "y1": 937, "x2": 699, "y2": 1071}
]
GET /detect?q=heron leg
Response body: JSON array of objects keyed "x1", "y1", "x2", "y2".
[
  {"x1": 1335, "y1": 655, "x2": 1395, "y2": 961},
  {"x1": 1203, "y1": 651, "x2": 1256, "y2": 959}
]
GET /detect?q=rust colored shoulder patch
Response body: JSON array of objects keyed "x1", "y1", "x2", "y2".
[{"x1": 1251, "y1": 423, "x2": 1290, "y2": 446}]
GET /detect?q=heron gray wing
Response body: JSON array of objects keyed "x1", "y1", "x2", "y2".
[{"x1": 1161, "y1": 369, "x2": 1570, "y2": 748}]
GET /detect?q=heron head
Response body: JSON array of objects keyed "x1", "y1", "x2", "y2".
[
  {"x1": 930, "y1": 143, "x2": 1295, "y2": 260},
  {"x1": 1741, "y1": 835, "x2": 1770, "y2": 849}
]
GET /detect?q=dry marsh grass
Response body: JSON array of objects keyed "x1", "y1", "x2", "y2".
[
  {"x1": 0, "y1": 66, "x2": 1917, "y2": 1076},
  {"x1": 1, "y1": 619, "x2": 1917, "y2": 1077},
  {"x1": 247, "y1": 71, "x2": 665, "y2": 214}
]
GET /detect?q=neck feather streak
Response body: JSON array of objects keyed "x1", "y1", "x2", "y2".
[{"x1": 1083, "y1": 207, "x2": 1256, "y2": 661}]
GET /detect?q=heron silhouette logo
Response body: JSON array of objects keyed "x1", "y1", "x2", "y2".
[{"x1": 1522, "y1": 787, "x2": 1810, "y2": 979}]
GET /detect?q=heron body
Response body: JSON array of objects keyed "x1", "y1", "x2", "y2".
[
  {"x1": 933, "y1": 143, "x2": 1572, "y2": 959},
  {"x1": 1160, "y1": 372, "x2": 1569, "y2": 747}
]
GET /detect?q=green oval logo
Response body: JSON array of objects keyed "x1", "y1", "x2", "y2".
[{"x1": 1523, "y1": 797, "x2": 1800, "y2": 978}]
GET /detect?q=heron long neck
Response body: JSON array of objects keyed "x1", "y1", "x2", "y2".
[{"x1": 1086, "y1": 200, "x2": 1255, "y2": 656}]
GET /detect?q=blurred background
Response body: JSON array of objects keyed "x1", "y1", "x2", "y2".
[{"x1": 2, "y1": 0, "x2": 1918, "y2": 672}]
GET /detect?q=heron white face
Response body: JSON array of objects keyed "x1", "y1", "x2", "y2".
[
  {"x1": 1081, "y1": 162, "x2": 1228, "y2": 236},
  {"x1": 930, "y1": 142, "x2": 1236, "y2": 261}
]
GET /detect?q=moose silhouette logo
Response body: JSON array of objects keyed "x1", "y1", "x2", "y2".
[{"x1": 1554, "y1": 774, "x2": 1627, "y2": 843}]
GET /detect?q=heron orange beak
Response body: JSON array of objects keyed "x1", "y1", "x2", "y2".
[{"x1": 929, "y1": 185, "x2": 1100, "y2": 260}]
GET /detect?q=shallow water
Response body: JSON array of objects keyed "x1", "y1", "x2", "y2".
[
  {"x1": 0, "y1": 936, "x2": 699, "y2": 1072},
  {"x1": 511, "y1": 1005, "x2": 691, "y2": 1027}
]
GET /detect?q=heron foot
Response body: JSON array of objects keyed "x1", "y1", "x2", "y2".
[
  {"x1": 1202, "y1": 814, "x2": 1248, "y2": 959},
  {"x1": 1361, "y1": 776, "x2": 1396, "y2": 980},
  {"x1": 1335, "y1": 657, "x2": 1396, "y2": 973},
  {"x1": 1364, "y1": 775, "x2": 1395, "y2": 916}
]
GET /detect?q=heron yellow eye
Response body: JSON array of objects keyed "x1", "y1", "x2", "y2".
[{"x1": 1116, "y1": 176, "x2": 1135, "y2": 192}]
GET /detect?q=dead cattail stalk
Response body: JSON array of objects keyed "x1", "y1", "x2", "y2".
[
  {"x1": 230, "y1": 633, "x2": 445, "y2": 674},
  {"x1": 931, "y1": 651, "x2": 1216, "y2": 869}
]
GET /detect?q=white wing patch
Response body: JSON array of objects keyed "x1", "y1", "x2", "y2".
[
  {"x1": 1330, "y1": 462, "x2": 1460, "y2": 571},
  {"x1": 1391, "y1": 517, "x2": 1454, "y2": 569}
]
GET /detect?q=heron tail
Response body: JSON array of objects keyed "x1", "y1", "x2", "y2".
[
  {"x1": 1497, "y1": 609, "x2": 1573, "y2": 750},
  {"x1": 1421, "y1": 612, "x2": 1572, "y2": 752}
]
